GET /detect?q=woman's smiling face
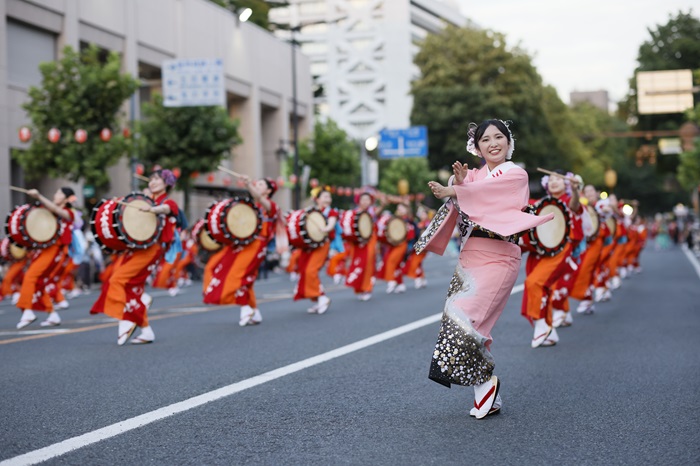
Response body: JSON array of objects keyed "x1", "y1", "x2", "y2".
[{"x1": 476, "y1": 125, "x2": 508, "y2": 169}]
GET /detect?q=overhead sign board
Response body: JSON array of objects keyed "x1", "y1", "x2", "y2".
[
  {"x1": 637, "y1": 69, "x2": 694, "y2": 115},
  {"x1": 378, "y1": 126, "x2": 428, "y2": 159},
  {"x1": 162, "y1": 58, "x2": 225, "y2": 107}
]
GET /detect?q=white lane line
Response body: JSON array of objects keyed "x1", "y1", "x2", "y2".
[
  {"x1": 2, "y1": 285, "x2": 525, "y2": 466},
  {"x1": 0, "y1": 329, "x2": 71, "y2": 336},
  {"x1": 681, "y1": 245, "x2": 700, "y2": 281}
]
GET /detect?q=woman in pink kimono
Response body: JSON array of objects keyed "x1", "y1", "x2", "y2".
[{"x1": 418, "y1": 119, "x2": 553, "y2": 419}]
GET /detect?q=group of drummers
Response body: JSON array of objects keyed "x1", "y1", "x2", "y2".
[
  {"x1": 1, "y1": 168, "x2": 433, "y2": 345},
  {"x1": 520, "y1": 169, "x2": 647, "y2": 348},
  {"x1": 1, "y1": 165, "x2": 646, "y2": 347}
]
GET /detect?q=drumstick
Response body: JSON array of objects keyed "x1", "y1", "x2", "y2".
[
  {"x1": 217, "y1": 166, "x2": 246, "y2": 178},
  {"x1": 112, "y1": 199, "x2": 156, "y2": 214},
  {"x1": 134, "y1": 174, "x2": 150, "y2": 182},
  {"x1": 9, "y1": 186, "x2": 32, "y2": 194},
  {"x1": 536, "y1": 168, "x2": 578, "y2": 181}
]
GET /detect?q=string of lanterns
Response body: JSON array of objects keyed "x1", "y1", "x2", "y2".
[{"x1": 18, "y1": 126, "x2": 129, "y2": 144}]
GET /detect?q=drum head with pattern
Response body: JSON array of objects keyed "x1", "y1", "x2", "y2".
[
  {"x1": 122, "y1": 199, "x2": 158, "y2": 242},
  {"x1": 386, "y1": 217, "x2": 407, "y2": 245},
  {"x1": 25, "y1": 207, "x2": 58, "y2": 243},
  {"x1": 227, "y1": 203, "x2": 259, "y2": 239},
  {"x1": 357, "y1": 212, "x2": 373, "y2": 240}
]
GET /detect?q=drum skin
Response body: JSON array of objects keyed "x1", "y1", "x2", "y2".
[
  {"x1": 90, "y1": 193, "x2": 162, "y2": 251},
  {"x1": 605, "y1": 216, "x2": 617, "y2": 238},
  {"x1": 192, "y1": 218, "x2": 221, "y2": 252},
  {"x1": 377, "y1": 215, "x2": 406, "y2": 246},
  {"x1": 528, "y1": 197, "x2": 570, "y2": 256},
  {"x1": 0, "y1": 237, "x2": 27, "y2": 261},
  {"x1": 286, "y1": 207, "x2": 328, "y2": 249},
  {"x1": 205, "y1": 197, "x2": 262, "y2": 246},
  {"x1": 339, "y1": 210, "x2": 373, "y2": 243},
  {"x1": 5, "y1": 203, "x2": 59, "y2": 249},
  {"x1": 586, "y1": 205, "x2": 600, "y2": 240}
]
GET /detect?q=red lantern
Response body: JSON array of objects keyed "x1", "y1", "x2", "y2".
[
  {"x1": 289, "y1": 174, "x2": 298, "y2": 184},
  {"x1": 172, "y1": 167, "x2": 181, "y2": 178},
  {"x1": 48, "y1": 128, "x2": 61, "y2": 143},
  {"x1": 236, "y1": 179, "x2": 246, "y2": 188},
  {"x1": 222, "y1": 176, "x2": 232, "y2": 186},
  {"x1": 190, "y1": 171, "x2": 200, "y2": 179},
  {"x1": 18, "y1": 127, "x2": 31, "y2": 143},
  {"x1": 417, "y1": 193, "x2": 425, "y2": 201},
  {"x1": 309, "y1": 178, "x2": 319, "y2": 188},
  {"x1": 122, "y1": 128, "x2": 131, "y2": 138},
  {"x1": 74, "y1": 129, "x2": 87, "y2": 144},
  {"x1": 100, "y1": 128, "x2": 112, "y2": 142},
  {"x1": 276, "y1": 176, "x2": 285, "y2": 186},
  {"x1": 207, "y1": 174, "x2": 215, "y2": 183},
  {"x1": 135, "y1": 163, "x2": 145, "y2": 176}
]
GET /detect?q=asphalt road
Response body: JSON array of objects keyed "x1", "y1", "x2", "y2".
[{"x1": 1, "y1": 245, "x2": 699, "y2": 465}]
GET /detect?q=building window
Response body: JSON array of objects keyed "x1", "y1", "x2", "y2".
[{"x1": 7, "y1": 20, "x2": 57, "y2": 87}]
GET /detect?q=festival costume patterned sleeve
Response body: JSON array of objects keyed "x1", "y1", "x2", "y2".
[{"x1": 423, "y1": 163, "x2": 553, "y2": 388}]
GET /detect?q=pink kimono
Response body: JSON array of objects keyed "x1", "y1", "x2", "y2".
[{"x1": 416, "y1": 162, "x2": 553, "y2": 388}]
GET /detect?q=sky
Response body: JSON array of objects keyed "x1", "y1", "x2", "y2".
[{"x1": 455, "y1": 0, "x2": 697, "y2": 108}]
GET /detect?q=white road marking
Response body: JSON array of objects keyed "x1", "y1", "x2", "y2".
[
  {"x1": 1, "y1": 285, "x2": 525, "y2": 466},
  {"x1": 681, "y1": 245, "x2": 700, "y2": 281},
  {"x1": 0, "y1": 329, "x2": 71, "y2": 336}
]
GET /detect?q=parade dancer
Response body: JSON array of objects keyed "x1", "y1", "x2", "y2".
[
  {"x1": 90, "y1": 169, "x2": 181, "y2": 345},
  {"x1": 422, "y1": 119, "x2": 553, "y2": 419},
  {"x1": 345, "y1": 191, "x2": 379, "y2": 301},
  {"x1": 570, "y1": 185, "x2": 605, "y2": 314},
  {"x1": 15, "y1": 187, "x2": 76, "y2": 329},
  {"x1": 376, "y1": 203, "x2": 415, "y2": 294},
  {"x1": 521, "y1": 171, "x2": 581, "y2": 347},
  {"x1": 294, "y1": 187, "x2": 337, "y2": 315},
  {"x1": 403, "y1": 206, "x2": 431, "y2": 289},
  {"x1": 203, "y1": 177, "x2": 281, "y2": 326}
]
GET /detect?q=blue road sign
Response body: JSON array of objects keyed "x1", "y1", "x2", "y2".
[{"x1": 378, "y1": 126, "x2": 428, "y2": 159}]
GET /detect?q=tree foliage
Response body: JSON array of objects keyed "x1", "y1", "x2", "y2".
[
  {"x1": 13, "y1": 45, "x2": 138, "y2": 188},
  {"x1": 293, "y1": 119, "x2": 361, "y2": 198},
  {"x1": 678, "y1": 105, "x2": 700, "y2": 191},
  {"x1": 378, "y1": 158, "x2": 435, "y2": 199},
  {"x1": 140, "y1": 94, "x2": 242, "y2": 212},
  {"x1": 410, "y1": 26, "x2": 584, "y2": 178}
]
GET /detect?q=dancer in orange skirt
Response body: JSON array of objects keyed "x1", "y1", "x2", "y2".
[
  {"x1": 15, "y1": 187, "x2": 76, "y2": 329},
  {"x1": 345, "y1": 192, "x2": 379, "y2": 301},
  {"x1": 570, "y1": 185, "x2": 605, "y2": 314},
  {"x1": 521, "y1": 171, "x2": 580, "y2": 348},
  {"x1": 90, "y1": 169, "x2": 180, "y2": 345},
  {"x1": 294, "y1": 187, "x2": 338, "y2": 315},
  {"x1": 403, "y1": 206, "x2": 431, "y2": 290},
  {"x1": 376, "y1": 203, "x2": 416, "y2": 294},
  {"x1": 203, "y1": 177, "x2": 281, "y2": 326},
  {"x1": 1, "y1": 240, "x2": 27, "y2": 305}
]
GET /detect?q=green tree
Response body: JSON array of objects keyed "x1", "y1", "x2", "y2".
[
  {"x1": 12, "y1": 45, "x2": 138, "y2": 188},
  {"x1": 378, "y1": 157, "x2": 435, "y2": 204},
  {"x1": 293, "y1": 119, "x2": 361, "y2": 205},
  {"x1": 678, "y1": 105, "x2": 700, "y2": 191},
  {"x1": 616, "y1": 10, "x2": 700, "y2": 212},
  {"x1": 410, "y1": 26, "x2": 583, "y2": 178},
  {"x1": 140, "y1": 93, "x2": 242, "y2": 215}
]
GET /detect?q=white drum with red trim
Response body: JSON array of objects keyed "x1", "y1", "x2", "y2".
[
  {"x1": 90, "y1": 193, "x2": 163, "y2": 251},
  {"x1": 528, "y1": 197, "x2": 570, "y2": 256},
  {"x1": 339, "y1": 210, "x2": 373, "y2": 243},
  {"x1": 205, "y1": 197, "x2": 262, "y2": 247},
  {"x1": 5, "y1": 203, "x2": 59, "y2": 249},
  {"x1": 286, "y1": 207, "x2": 328, "y2": 249},
  {"x1": 376, "y1": 215, "x2": 407, "y2": 246}
]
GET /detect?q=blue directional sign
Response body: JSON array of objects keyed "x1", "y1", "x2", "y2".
[
  {"x1": 378, "y1": 126, "x2": 428, "y2": 159},
  {"x1": 162, "y1": 58, "x2": 225, "y2": 107}
]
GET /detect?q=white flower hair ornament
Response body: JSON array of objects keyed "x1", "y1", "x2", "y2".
[{"x1": 465, "y1": 120, "x2": 516, "y2": 160}]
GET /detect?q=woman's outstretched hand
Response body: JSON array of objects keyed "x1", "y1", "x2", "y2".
[
  {"x1": 452, "y1": 161, "x2": 468, "y2": 185},
  {"x1": 428, "y1": 181, "x2": 454, "y2": 200}
]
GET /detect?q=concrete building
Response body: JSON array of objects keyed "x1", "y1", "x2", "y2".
[
  {"x1": 570, "y1": 90, "x2": 610, "y2": 113},
  {"x1": 0, "y1": 0, "x2": 313, "y2": 223},
  {"x1": 269, "y1": 0, "x2": 469, "y2": 142}
]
